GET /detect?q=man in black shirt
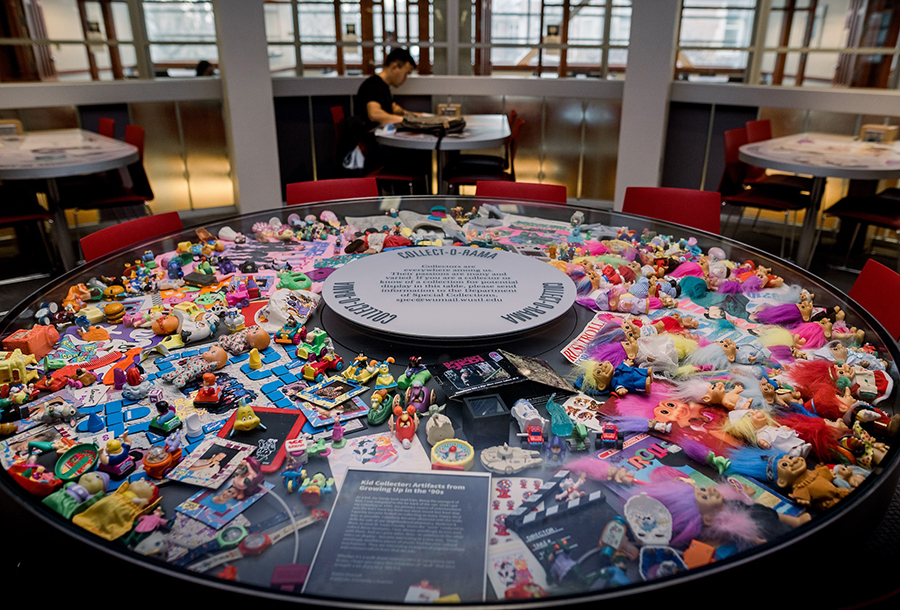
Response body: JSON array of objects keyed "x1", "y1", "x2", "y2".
[
  {"x1": 350, "y1": 48, "x2": 420, "y2": 174},
  {"x1": 355, "y1": 48, "x2": 417, "y2": 129}
]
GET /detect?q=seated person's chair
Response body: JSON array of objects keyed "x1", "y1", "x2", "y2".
[
  {"x1": 80, "y1": 212, "x2": 182, "y2": 263},
  {"x1": 623, "y1": 187, "x2": 721, "y2": 235},
  {"x1": 476, "y1": 181, "x2": 567, "y2": 205},
  {"x1": 286, "y1": 178, "x2": 379, "y2": 206},
  {"x1": 744, "y1": 119, "x2": 813, "y2": 192},
  {"x1": 849, "y1": 258, "x2": 900, "y2": 341},
  {"x1": 813, "y1": 188, "x2": 900, "y2": 269},
  {"x1": 446, "y1": 115, "x2": 525, "y2": 193}
]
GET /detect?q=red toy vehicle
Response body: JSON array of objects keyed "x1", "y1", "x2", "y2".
[
  {"x1": 518, "y1": 425, "x2": 544, "y2": 448},
  {"x1": 301, "y1": 352, "x2": 344, "y2": 382},
  {"x1": 600, "y1": 423, "x2": 625, "y2": 450}
]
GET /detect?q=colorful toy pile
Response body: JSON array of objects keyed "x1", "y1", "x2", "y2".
[{"x1": 0, "y1": 203, "x2": 895, "y2": 603}]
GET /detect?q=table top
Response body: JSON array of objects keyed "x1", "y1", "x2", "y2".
[
  {"x1": 0, "y1": 128, "x2": 140, "y2": 180},
  {"x1": 739, "y1": 132, "x2": 900, "y2": 180},
  {"x1": 0, "y1": 196, "x2": 898, "y2": 606},
  {"x1": 375, "y1": 114, "x2": 511, "y2": 150}
]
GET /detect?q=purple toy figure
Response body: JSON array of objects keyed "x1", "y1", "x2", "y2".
[
  {"x1": 113, "y1": 367, "x2": 127, "y2": 391},
  {"x1": 231, "y1": 457, "x2": 264, "y2": 500},
  {"x1": 331, "y1": 415, "x2": 346, "y2": 449}
]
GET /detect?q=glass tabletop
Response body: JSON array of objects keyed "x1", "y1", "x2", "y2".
[{"x1": 1, "y1": 196, "x2": 897, "y2": 607}]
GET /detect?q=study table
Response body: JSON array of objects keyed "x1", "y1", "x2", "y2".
[
  {"x1": 375, "y1": 115, "x2": 511, "y2": 194},
  {"x1": 0, "y1": 129, "x2": 140, "y2": 271},
  {"x1": 738, "y1": 132, "x2": 900, "y2": 270},
  {"x1": 0, "y1": 196, "x2": 898, "y2": 608}
]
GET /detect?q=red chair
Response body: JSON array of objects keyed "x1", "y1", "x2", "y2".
[
  {"x1": 80, "y1": 211, "x2": 182, "y2": 263},
  {"x1": 446, "y1": 115, "x2": 525, "y2": 193},
  {"x1": 286, "y1": 178, "x2": 379, "y2": 206},
  {"x1": 744, "y1": 119, "x2": 813, "y2": 192},
  {"x1": 718, "y1": 127, "x2": 809, "y2": 258},
  {"x1": 849, "y1": 259, "x2": 900, "y2": 341},
  {"x1": 623, "y1": 187, "x2": 721, "y2": 234},
  {"x1": 98, "y1": 117, "x2": 115, "y2": 138},
  {"x1": 475, "y1": 181, "x2": 567, "y2": 205}
]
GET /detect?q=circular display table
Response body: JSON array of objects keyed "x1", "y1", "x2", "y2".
[{"x1": 0, "y1": 196, "x2": 897, "y2": 608}]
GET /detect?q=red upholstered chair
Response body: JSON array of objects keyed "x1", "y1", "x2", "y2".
[
  {"x1": 744, "y1": 119, "x2": 813, "y2": 192},
  {"x1": 849, "y1": 258, "x2": 900, "y2": 341},
  {"x1": 475, "y1": 180, "x2": 567, "y2": 205},
  {"x1": 623, "y1": 187, "x2": 721, "y2": 234},
  {"x1": 286, "y1": 178, "x2": 379, "y2": 206},
  {"x1": 98, "y1": 117, "x2": 115, "y2": 138},
  {"x1": 718, "y1": 127, "x2": 809, "y2": 258},
  {"x1": 80, "y1": 211, "x2": 182, "y2": 263}
]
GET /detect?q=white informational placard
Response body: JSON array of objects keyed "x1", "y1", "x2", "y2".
[{"x1": 322, "y1": 247, "x2": 576, "y2": 339}]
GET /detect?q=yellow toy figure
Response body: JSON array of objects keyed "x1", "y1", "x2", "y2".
[
  {"x1": 72, "y1": 480, "x2": 160, "y2": 540},
  {"x1": 248, "y1": 348, "x2": 262, "y2": 370},
  {"x1": 230, "y1": 400, "x2": 267, "y2": 437}
]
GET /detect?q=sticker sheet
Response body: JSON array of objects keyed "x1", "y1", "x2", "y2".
[{"x1": 326, "y1": 431, "x2": 431, "y2": 489}]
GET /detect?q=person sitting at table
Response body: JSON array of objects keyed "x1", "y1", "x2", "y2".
[{"x1": 346, "y1": 48, "x2": 421, "y2": 175}]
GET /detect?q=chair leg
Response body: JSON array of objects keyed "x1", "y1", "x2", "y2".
[
  {"x1": 779, "y1": 211, "x2": 788, "y2": 259},
  {"x1": 842, "y1": 222, "x2": 863, "y2": 268},
  {"x1": 789, "y1": 210, "x2": 797, "y2": 255},
  {"x1": 750, "y1": 209, "x2": 762, "y2": 231}
]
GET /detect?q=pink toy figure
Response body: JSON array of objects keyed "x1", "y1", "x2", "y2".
[{"x1": 331, "y1": 415, "x2": 346, "y2": 448}]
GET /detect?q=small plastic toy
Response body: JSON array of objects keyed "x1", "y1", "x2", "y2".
[
  {"x1": 599, "y1": 423, "x2": 625, "y2": 450},
  {"x1": 248, "y1": 348, "x2": 262, "y2": 370},
  {"x1": 149, "y1": 400, "x2": 182, "y2": 434},
  {"x1": 390, "y1": 404, "x2": 419, "y2": 449},
  {"x1": 230, "y1": 401, "x2": 268, "y2": 437},
  {"x1": 405, "y1": 380, "x2": 436, "y2": 414},
  {"x1": 295, "y1": 328, "x2": 330, "y2": 361},
  {"x1": 342, "y1": 355, "x2": 378, "y2": 384},
  {"x1": 99, "y1": 434, "x2": 136, "y2": 478},
  {"x1": 397, "y1": 356, "x2": 431, "y2": 390},
  {"x1": 122, "y1": 366, "x2": 153, "y2": 401},
  {"x1": 431, "y1": 439, "x2": 474, "y2": 470},
  {"x1": 480, "y1": 444, "x2": 542, "y2": 474},
  {"x1": 275, "y1": 318, "x2": 307, "y2": 345},
  {"x1": 231, "y1": 457, "x2": 265, "y2": 499},
  {"x1": 301, "y1": 352, "x2": 344, "y2": 382},
  {"x1": 142, "y1": 434, "x2": 184, "y2": 479},
  {"x1": 194, "y1": 373, "x2": 222, "y2": 406},
  {"x1": 294, "y1": 470, "x2": 335, "y2": 506},
  {"x1": 2, "y1": 325, "x2": 60, "y2": 360},
  {"x1": 331, "y1": 415, "x2": 346, "y2": 448}
]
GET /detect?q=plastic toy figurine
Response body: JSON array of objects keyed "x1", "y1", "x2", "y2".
[
  {"x1": 73, "y1": 479, "x2": 160, "y2": 541},
  {"x1": 275, "y1": 317, "x2": 307, "y2": 345},
  {"x1": 231, "y1": 457, "x2": 264, "y2": 499},
  {"x1": 555, "y1": 472, "x2": 588, "y2": 502},
  {"x1": 230, "y1": 400, "x2": 267, "y2": 437},
  {"x1": 36, "y1": 401, "x2": 79, "y2": 427},
  {"x1": 298, "y1": 471, "x2": 335, "y2": 507},
  {"x1": 397, "y1": 356, "x2": 431, "y2": 390},
  {"x1": 405, "y1": 380, "x2": 436, "y2": 414},
  {"x1": 149, "y1": 400, "x2": 182, "y2": 434},
  {"x1": 722, "y1": 409, "x2": 811, "y2": 457},
  {"x1": 98, "y1": 434, "x2": 135, "y2": 478},
  {"x1": 295, "y1": 328, "x2": 331, "y2": 361},
  {"x1": 42, "y1": 471, "x2": 110, "y2": 519},
  {"x1": 248, "y1": 348, "x2": 262, "y2": 370},
  {"x1": 390, "y1": 404, "x2": 419, "y2": 449},
  {"x1": 142, "y1": 434, "x2": 184, "y2": 479},
  {"x1": 302, "y1": 352, "x2": 345, "y2": 382},
  {"x1": 545, "y1": 435, "x2": 567, "y2": 466},
  {"x1": 194, "y1": 373, "x2": 221, "y2": 406},
  {"x1": 342, "y1": 355, "x2": 378, "y2": 384},
  {"x1": 331, "y1": 415, "x2": 346, "y2": 448},
  {"x1": 122, "y1": 366, "x2": 153, "y2": 401},
  {"x1": 374, "y1": 357, "x2": 397, "y2": 390}
]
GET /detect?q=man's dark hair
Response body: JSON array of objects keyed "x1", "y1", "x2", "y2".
[{"x1": 384, "y1": 47, "x2": 416, "y2": 70}]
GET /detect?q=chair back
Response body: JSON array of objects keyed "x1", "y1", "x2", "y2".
[
  {"x1": 849, "y1": 259, "x2": 900, "y2": 341},
  {"x1": 719, "y1": 127, "x2": 749, "y2": 196},
  {"x1": 98, "y1": 117, "x2": 116, "y2": 139},
  {"x1": 743, "y1": 119, "x2": 772, "y2": 182},
  {"x1": 125, "y1": 124, "x2": 145, "y2": 157},
  {"x1": 623, "y1": 187, "x2": 721, "y2": 234},
  {"x1": 121, "y1": 125, "x2": 153, "y2": 200},
  {"x1": 81, "y1": 212, "x2": 182, "y2": 263},
  {"x1": 286, "y1": 178, "x2": 379, "y2": 206},
  {"x1": 476, "y1": 180, "x2": 567, "y2": 205}
]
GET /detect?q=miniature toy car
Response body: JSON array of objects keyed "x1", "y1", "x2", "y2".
[
  {"x1": 295, "y1": 328, "x2": 330, "y2": 361},
  {"x1": 600, "y1": 423, "x2": 625, "y2": 450},
  {"x1": 301, "y1": 352, "x2": 344, "y2": 382},
  {"x1": 275, "y1": 318, "x2": 307, "y2": 345},
  {"x1": 342, "y1": 355, "x2": 378, "y2": 384},
  {"x1": 518, "y1": 425, "x2": 544, "y2": 448}
]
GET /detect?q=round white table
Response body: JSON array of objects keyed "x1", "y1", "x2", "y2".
[
  {"x1": 0, "y1": 129, "x2": 140, "y2": 270},
  {"x1": 375, "y1": 114, "x2": 512, "y2": 193},
  {"x1": 739, "y1": 132, "x2": 900, "y2": 268}
]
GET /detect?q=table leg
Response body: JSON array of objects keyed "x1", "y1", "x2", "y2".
[
  {"x1": 795, "y1": 176, "x2": 826, "y2": 269},
  {"x1": 45, "y1": 178, "x2": 78, "y2": 271}
]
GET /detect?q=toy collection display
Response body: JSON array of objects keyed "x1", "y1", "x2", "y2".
[{"x1": 0, "y1": 201, "x2": 897, "y2": 605}]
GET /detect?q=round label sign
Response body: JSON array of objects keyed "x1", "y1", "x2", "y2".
[{"x1": 322, "y1": 247, "x2": 576, "y2": 339}]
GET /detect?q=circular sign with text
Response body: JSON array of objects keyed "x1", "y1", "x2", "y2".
[{"x1": 322, "y1": 247, "x2": 576, "y2": 339}]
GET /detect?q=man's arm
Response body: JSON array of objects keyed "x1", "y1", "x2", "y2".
[{"x1": 367, "y1": 101, "x2": 404, "y2": 126}]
